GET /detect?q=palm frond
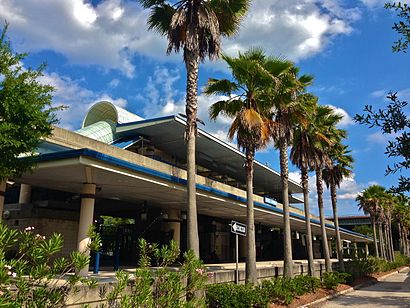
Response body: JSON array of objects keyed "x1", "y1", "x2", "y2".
[{"x1": 204, "y1": 78, "x2": 238, "y2": 96}]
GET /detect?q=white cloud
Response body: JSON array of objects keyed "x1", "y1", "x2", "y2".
[
  {"x1": 38, "y1": 71, "x2": 128, "y2": 130},
  {"x1": 327, "y1": 104, "x2": 354, "y2": 127},
  {"x1": 0, "y1": 0, "x2": 167, "y2": 77},
  {"x1": 1, "y1": 0, "x2": 365, "y2": 76},
  {"x1": 222, "y1": 0, "x2": 360, "y2": 62},
  {"x1": 360, "y1": 0, "x2": 386, "y2": 9}
]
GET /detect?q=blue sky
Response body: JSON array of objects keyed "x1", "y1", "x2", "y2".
[{"x1": 1, "y1": 0, "x2": 409, "y2": 217}]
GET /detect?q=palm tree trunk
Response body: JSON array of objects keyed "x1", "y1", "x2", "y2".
[
  {"x1": 378, "y1": 222, "x2": 386, "y2": 259},
  {"x1": 384, "y1": 225, "x2": 390, "y2": 260},
  {"x1": 398, "y1": 223, "x2": 404, "y2": 254},
  {"x1": 301, "y1": 167, "x2": 314, "y2": 276},
  {"x1": 185, "y1": 51, "x2": 200, "y2": 257},
  {"x1": 371, "y1": 216, "x2": 379, "y2": 257},
  {"x1": 316, "y1": 167, "x2": 331, "y2": 272},
  {"x1": 330, "y1": 184, "x2": 344, "y2": 272},
  {"x1": 389, "y1": 222, "x2": 395, "y2": 261},
  {"x1": 245, "y1": 149, "x2": 257, "y2": 284},
  {"x1": 280, "y1": 141, "x2": 293, "y2": 278}
]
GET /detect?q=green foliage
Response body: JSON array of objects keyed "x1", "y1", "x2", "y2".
[
  {"x1": 355, "y1": 90, "x2": 409, "y2": 192},
  {"x1": 0, "y1": 223, "x2": 97, "y2": 308},
  {"x1": 207, "y1": 275, "x2": 321, "y2": 307},
  {"x1": 345, "y1": 254, "x2": 410, "y2": 282},
  {"x1": 99, "y1": 238, "x2": 207, "y2": 308},
  {"x1": 321, "y1": 272, "x2": 350, "y2": 290},
  {"x1": 0, "y1": 23, "x2": 61, "y2": 180},
  {"x1": 352, "y1": 225, "x2": 373, "y2": 236},
  {"x1": 385, "y1": 2, "x2": 410, "y2": 52},
  {"x1": 207, "y1": 283, "x2": 269, "y2": 308}
]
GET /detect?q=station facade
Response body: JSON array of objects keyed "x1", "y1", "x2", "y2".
[{"x1": 0, "y1": 101, "x2": 371, "y2": 273}]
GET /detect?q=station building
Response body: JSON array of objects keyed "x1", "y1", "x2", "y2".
[{"x1": 0, "y1": 101, "x2": 371, "y2": 273}]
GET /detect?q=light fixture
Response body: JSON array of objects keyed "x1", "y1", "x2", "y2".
[
  {"x1": 181, "y1": 212, "x2": 187, "y2": 220},
  {"x1": 161, "y1": 212, "x2": 169, "y2": 220}
]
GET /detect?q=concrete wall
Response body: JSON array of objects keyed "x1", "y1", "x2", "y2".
[
  {"x1": 3, "y1": 213, "x2": 79, "y2": 258},
  {"x1": 64, "y1": 260, "x2": 341, "y2": 307}
]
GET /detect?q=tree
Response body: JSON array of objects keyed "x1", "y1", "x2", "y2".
[
  {"x1": 312, "y1": 106, "x2": 345, "y2": 272},
  {"x1": 268, "y1": 64, "x2": 313, "y2": 278},
  {"x1": 385, "y1": 2, "x2": 410, "y2": 53},
  {"x1": 140, "y1": 0, "x2": 250, "y2": 257},
  {"x1": 354, "y1": 92, "x2": 409, "y2": 193},
  {"x1": 356, "y1": 185, "x2": 387, "y2": 258},
  {"x1": 323, "y1": 144, "x2": 353, "y2": 271},
  {"x1": 290, "y1": 94, "x2": 325, "y2": 276},
  {"x1": 205, "y1": 49, "x2": 277, "y2": 283},
  {"x1": 0, "y1": 24, "x2": 58, "y2": 180}
]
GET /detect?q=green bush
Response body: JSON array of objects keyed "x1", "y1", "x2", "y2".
[
  {"x1": 207, "y1": 283, "x2": 268, "y2": 308},
  {"x1": 322, "y1": 272, "x2": 351, "y2": 290},
  {"x1": 0, "y1": 223, "x2": 99, "y2": 308},
  {"x1": 207, "y1": 275, "x2": 321, "y2": 307},
  {"x1": 100, "y1": 238, "x2": 207, "y2": 308}
]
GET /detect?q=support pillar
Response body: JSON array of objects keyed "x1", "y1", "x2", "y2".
[
  {"x1": 19, "y1": 184, "x2": 32, "y2": 204},
  {"x1": 353, "y1": 242, "x2": 358, "y2": 258},
  {"x1": 0, "y1": 181, "x2": 6, "y2": 223},
  {"x1": 365, "y1": 243, "x2": 369, "y2": 257},
  {"x1": 77, "y1": 183, "x2": 96, "y2": 276},
  {"x1": 167, "y1": 209, "x2": 181, "y2": 249}
]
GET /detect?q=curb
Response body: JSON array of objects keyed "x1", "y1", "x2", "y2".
[{"x1": 299, "y1": 266, "x2": 409, "y2": 307}]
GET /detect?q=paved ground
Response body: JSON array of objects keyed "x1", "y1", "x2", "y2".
[{"x1": 318, "y1": 267, "x2": 410, "y2": 308}]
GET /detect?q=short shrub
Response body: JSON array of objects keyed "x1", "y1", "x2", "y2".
[
  {"x1": 206, "y1": 283, "x2": 268, "y2": 308},
  {"x1": 322, "y1": 272, "x2": 351, "y2": 290}
]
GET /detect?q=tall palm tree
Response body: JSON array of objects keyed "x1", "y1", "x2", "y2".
[
  {"x1": 290, "y1": 94, "x2": 330, "y2": 276},
  {"x1": 323, "y1": 144, "x2": 353, "y2": 272},
  {"x1": 356, "y1": 185, "x2": 386, "y2": 258},
  {"x1": 312, "y1": 106, "x2": 345, "y2": 272},
  {"x1": 268, "y1": 65, "x2": 313, "y2": 278},
  {"x1": 140, "y1": 0, "x2": 250, "y2": 256},
  {"x1": 205, "y1": 49, "x2": 278, "y2": 283}
]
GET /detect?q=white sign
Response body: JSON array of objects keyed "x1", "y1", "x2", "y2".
[{"x1": 230, "y1": 220, "x2": 246, "y2": 236}]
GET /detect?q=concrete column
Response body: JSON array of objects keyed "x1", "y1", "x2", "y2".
[
  {"x1": 167, "y1": 209, "x2": 181, "y2": 248},
  {"x1": 0, "y1": 181, "x2": 6, "y2": 223},
  {"x1": 19, "y1": 184, "x2": 32, "y2": 204},
  {"x1": 365, "y1": 243, "x2": 369, "y2": 257},
  {"x1": 353, "y1": 242, "x2": 358, "y2": 258},
  {"x1": 77, "y1": 183, "x2": 96, "y2": 276}
]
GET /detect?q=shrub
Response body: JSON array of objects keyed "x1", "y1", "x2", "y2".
[
  {"x1": 207, "y1": 283, "x2": 268, "y2": 308},
  {"x1": 322, "y1": 272, "x2": 351, "y2": 290},
  {"x1": 100, "y1": 238, "x2": 207, "y2": 308},
  {"x1": 0, "y1": 223, "x2": 98, "y2": 308}
]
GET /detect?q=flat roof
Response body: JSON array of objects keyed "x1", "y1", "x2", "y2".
[{"x1": 117, "y1": 115, "x2": 303, "y2": 203}]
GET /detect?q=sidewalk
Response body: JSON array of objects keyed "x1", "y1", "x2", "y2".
[{"x1": 317, "y1": 267, "x2": 410, "y2": 307}]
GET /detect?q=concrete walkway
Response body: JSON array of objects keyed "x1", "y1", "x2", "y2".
[{"x1": 318, "y1": 267, "x2": 410, "y2": 308}]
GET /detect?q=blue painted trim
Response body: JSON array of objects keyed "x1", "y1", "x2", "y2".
[{"x1": 34, "y1": 149, "x2": 371, "y2": 240}]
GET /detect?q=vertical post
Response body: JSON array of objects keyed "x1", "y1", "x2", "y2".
[
  {"x1": 0, "y1": 181, "x2": 6, "y2": 223},
  {"x1": 19, "y1": 184, "x2": 32, "y2": 204},
  {"x1": 353, "y1": 242, "x2": 358, "y2": 258},
  {"x1": 77, "y1": 183, "x2": 96, "y2": 277},
  {"x1": 167, "y1": 209, "x2": 181, "y2": 249},
  {"x1": 235, "y1": 233, "x2": 239, "y2": 284},
  {"x1": 365, "y1": 242, "x2": 369, "y2": 257}
]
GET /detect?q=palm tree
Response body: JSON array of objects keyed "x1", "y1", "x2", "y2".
[
  {"x1": 322, "y1": 144, "x2": 353, "y2": 272},
  {"x1": 267, "y1": 65, "x2": 313, "y2": 278},
  {"x1": 290, "y1": 94, "x2": 330, "y2": 276},
  {"x1": 394, "y1": 194, "x2": 410, "y2": 255},
  {"x1": 356, "y1": 185, "x2": 387, "y2": 258},
  {"x1": 205, "y1": 49, "x2": 278, "y2": 283},
  {"x1": 140, "y1": 0, "x2": 250, "y2": 256},
  {"x1": 312, "y1": 106, "x2": 345, "y2": 272}
]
